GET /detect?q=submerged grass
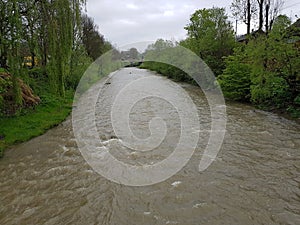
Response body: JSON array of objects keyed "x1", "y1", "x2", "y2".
[{"x1": 0, "y1": 91, "x2": 74, "y2": 157}]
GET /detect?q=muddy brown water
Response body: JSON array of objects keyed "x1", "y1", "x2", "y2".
[{"x1": 0, "y1": 68, "x2": 300, "y2": 225}]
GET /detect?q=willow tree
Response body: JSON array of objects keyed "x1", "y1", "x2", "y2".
[
  {"x1": 6, "y1": 0, "x2": 23, "y2": 106},
  {"x1": 47, "y1": 0, "x2": 85, "y2": 96},
  {"x1": 0, "y1": 0, "x2": 9, "y2": 69},
  {"x1": 21, "y1": 0, "x2": 39, "y2": 68}
]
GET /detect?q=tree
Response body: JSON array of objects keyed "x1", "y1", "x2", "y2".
[
  {"x1": 256, "y1": 0, "x2": 265, "y2": 31},
  {"x1": 1, "y1": 0, "x2": 87, "y2": 96},
  {"x1": 232, "y1": 0, "x2": 283, "y2": 33},
  {"x1": 0, "y1": 0, "x2": 10, "y2": 69},
  {"x1": 220, "y1": 14, "x2": 299, "y2": 109},
  {"x1": 146, "y1": 39, "x2": 174, "y2": 52},
  {"x1": 81, "y1": 14, "x2": 109, "y2": 61},
  {"x1": 128, "y1": 48, "x2": 139, "y2": 60},
  {"x1": 247, "y1": 16, "x2": 294, "y2": 107},
  {"x1": 6, "y1": 0, "x2": 24, "y2": 106},
  {"x1": 183, "y1": 7, "x2": 236, "y2": 76},
  {"x1": 20, "y1": 0, "x2": 39, "y2": 68},
  {"x1": 231, "y1": 0, "x2": 257, "y2": 34},
  {"x1": 264, "y1": 0, "x2": 283, "y2": 32},
  {"x1": 142, "y1": 39, "x2": 192, "y2": 82},
  {"x1": 218, "y1": 46, "x2": 252, "y2": 101}
]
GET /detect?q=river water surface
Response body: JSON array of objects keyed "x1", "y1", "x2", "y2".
[{"x1": 0, "y1": 68, "x2": 300, "y2": 225}]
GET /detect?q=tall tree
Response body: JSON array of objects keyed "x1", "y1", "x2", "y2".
[
  {"x1": 231, "y1": 0, "x2": 283, "y2": 33},
  {"x1": 0, "y1": 1, "x2": 7, "y2": 68},
  {"x1": 9, "y1": 0, "x2": 24, "y2": 103},
  {"x1": 20, "y1": 0, "x2": 39, "y2": 68},
  {"x1": 45, "y1": 0, "x2": 86, "y2": 96},
  {"x1": 183, "y1": 7, "x2": 236, "y2": 76},
  {"x1": 265, "y1": 0, "x2": 283, "y2": 32},
  {"x1": 81, "y1": 14, "x2": 110, "y2": 61},
  {"x1": 231, "y1": 0, "x2": 257, "y2": 34},
  {"x1": 257, "y1": 0, "x2": 265, "y2": 31}
]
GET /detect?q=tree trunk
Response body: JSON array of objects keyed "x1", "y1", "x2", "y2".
[
  {"x1": 265, "y1": 2, "x2": 270, "y2": 33},
  {"x1": 258, "y1": 0, "x2": 264, "y2": 31},
  {"x1": 247, "y1": 0, "x2": 251, "y2": 34},
  {"x1": 31, "y1": 52, "x2": 35, "y2": 68}
]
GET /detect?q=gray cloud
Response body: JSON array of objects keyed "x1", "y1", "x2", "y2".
[{"x1": 86, "y1": 0, "x2": 300, "y2": 51}]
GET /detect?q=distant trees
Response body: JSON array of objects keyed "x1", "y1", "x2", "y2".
[
  {"x1": 81, "y1": 14, "x2": 112, "y2": 60},
  {"x1": 182, "y1": 7, "x2": 236, "y2": 76},
  {"x1": 120, "y1": 47, "x2": 140, "y2": 60},
  {"x1": 128, "y1": 48, "x2": 139, "y2": 60},
  {"x1": 141, "y1": 39, "x2": 193, "y2": 82}
]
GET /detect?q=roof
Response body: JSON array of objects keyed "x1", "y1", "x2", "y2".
[
  {"x1": 288, "y1": 19, "x2": 300, "y2": 37},
  {"x1": 236, "y1": 29, "x2": 266, "y2": 42}
]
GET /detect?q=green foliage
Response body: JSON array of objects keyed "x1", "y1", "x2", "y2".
[
  {"x1": 0, "y1": 0, "x2": 113, "y2": 156},
  {"x1": 141, "y1": 39, "x2": 196, "y2": 83},
  {"x1": 141, "y1": 61, "x2": 191, "y2": 82},
  {"x1": 218, "y1": 47, "x2": 252, "y2": 101},
  {"x1": 68, "y1": 46, "x2": 93, "y2": 89},
  {"x1": 218, "y1": 14, "x2": 299, "y2": 114},
  {"x1": 246, "y1": 16, "x2": 299, "y2": 108},
  {"x1": 5, "y1": 0, "x2": 23, "y2": 106},
  {"x1": 47, "y1": 0, "x2": 74, "y2": 97},
  {"x1": 27, "y1": 67, "x2": 48, "y2": 95},
  {"x1": 81, "y1": 14, "x2": 112, "y2": 60},
  {"x1": 182, "y1": 7, "x2": 236, "y2": 76},
  {"x1": 0, "y1": 75, "x2": 12, "y2": 115},
  {"x1": 0, "y1": 76, "x2": 12, "y2": 95},
  {"x1": 250, "y1": 74, "x2": 290, "y2": 107},
  {"x1": 294, "y1": 95, "x2": 300, "y2": 105}
]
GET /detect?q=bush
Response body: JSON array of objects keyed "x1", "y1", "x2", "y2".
[
  {"x1": 250, "y1": 74, "x2": 291, "y2": 108},
  {"x1": 218, "y1": 49, "x2": 252, "y2": 102},
  {"x1": 294, "y1": 95, "x2": 300, "y2": 105},
  {"x1": 218, "y1": 56, "x2": 251, "y2": 102},
  {"x1": 140, "y1": 61, "x2": 190, "y2": 82}
]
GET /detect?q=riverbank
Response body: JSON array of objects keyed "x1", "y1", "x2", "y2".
[
  {"x1": 0, "y1": 91, "x2": 74, "y2": 157},
  {"x1": 139, "y1": 63, "x2": 300, "y2": 121}
]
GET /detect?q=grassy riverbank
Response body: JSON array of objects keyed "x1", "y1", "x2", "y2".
[{"x1": 0, "y1": 91, "x2": 74, "y2": 157}]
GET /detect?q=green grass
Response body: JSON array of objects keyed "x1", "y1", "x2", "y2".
[{"x1": 0, "y1": 90, "x2": 74, "y2": 157}]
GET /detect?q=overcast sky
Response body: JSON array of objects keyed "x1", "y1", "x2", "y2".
[{"x1": 86, "y1": 0, "x2": 300, "y2": 51}]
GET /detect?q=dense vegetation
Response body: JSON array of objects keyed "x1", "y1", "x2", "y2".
[
  {"x1": 0, "y1": 0, "x2": 112, "y2": 156},
  {"x1": 218, "y1": 15, "x2": 300, "y2": 115},
  {"x1": 140, "y1": 40, "x2": 193, "y2": 83},
  {"x1": 142, "y1": 5, "x2": 300, "y2": 118}
]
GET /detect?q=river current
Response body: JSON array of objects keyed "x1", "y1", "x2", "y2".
[{"x1": 0, "y1": 68, "x2": 299, "y2": 224}]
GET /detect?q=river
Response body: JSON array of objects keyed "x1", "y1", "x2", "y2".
[{"x1": 0, "y1": 68, "x2": 299, "y2": 224}]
